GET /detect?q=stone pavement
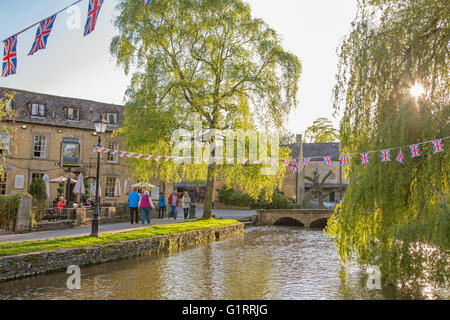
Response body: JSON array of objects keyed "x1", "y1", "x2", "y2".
[{"x1": 0, "y1": 208, "x2": 256, "y2": 244}]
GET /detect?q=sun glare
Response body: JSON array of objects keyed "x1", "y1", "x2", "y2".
[{"x1": 410, "y1": 83, "x2": 425, "y2": 98}]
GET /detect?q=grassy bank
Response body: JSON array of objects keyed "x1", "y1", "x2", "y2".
[{"x1": 0, "y1": 219, "x2": 240, "y2": 257}]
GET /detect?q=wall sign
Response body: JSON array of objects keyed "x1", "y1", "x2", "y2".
[
  {"x1": 14, "y1": 174, "x2": 25, "y2": 189},
  {"x1": 61, "y1": 138, "x2": 80, "y2": 167}
]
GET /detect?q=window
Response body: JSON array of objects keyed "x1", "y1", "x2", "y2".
[
  {"x1": 0, "y1": 133, "x2": 10, "y2": 156},
  {"x1": 106, "y1": 143, "x2": 118, "y2": 163},
  {"x1": 31, "y1": 172, "x2": 44, "y2": 183},
  {"x1": 31, "y1": 103, "x2": 45, "y2": 117},
  {"x1": 105, "y1": 177, "x2": 117, "y2": 198},
  {"x1": 33, "y1": 135, "x2": 47, "y2": 158},
  {"x1": 329, "y1": 191, "x2": 335, "y2": 203},
  {"x1": 66, "y1": 108, "x2": 79, "y2": 120},
  {"x1": 106, "y1": 113, "x2": 118, "y2": 124},
  {"x1": 0, "y1": 172, "x2": 6, "y2": 195}
]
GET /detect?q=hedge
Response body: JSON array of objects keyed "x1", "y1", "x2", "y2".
[
  {"x1": 0, "y1": 194, "x2": 21, "y2": 231},
  {"x1": 217, "y1": 186, "x2": 301, "y2": 209}
]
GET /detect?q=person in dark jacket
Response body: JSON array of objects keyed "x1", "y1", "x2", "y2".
[
  {"x1": 128, "y1": 188, "x2": 141, "y2": 224},
  {"x1": 158, "y1": 192, "x2": 166, "y2": 218}
]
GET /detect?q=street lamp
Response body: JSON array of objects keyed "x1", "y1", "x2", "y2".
[{"x1": 91, "y1": 114, "x2": 108, "y2": 237}]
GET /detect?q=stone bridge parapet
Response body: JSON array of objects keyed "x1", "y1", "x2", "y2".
[{"x1": 256, "y1": 209, "x2": 334, "y2": 228}]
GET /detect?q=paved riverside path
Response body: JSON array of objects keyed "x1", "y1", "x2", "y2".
[{"x1": 0, "y1": 208, "x2": 256, "y2": 243}]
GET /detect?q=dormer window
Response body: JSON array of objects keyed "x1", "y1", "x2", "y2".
[
  {"x1": 66, "y1": 107, "x2": 79, "y2": 120},
  {"x1": 106, "y1": 112, "x2": 118, "y2": 124},
  {"x1": 31, "y1": 103, "x2": 45, "y2": 117}
]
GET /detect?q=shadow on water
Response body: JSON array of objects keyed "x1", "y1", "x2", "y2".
[{"x1": 0, "y1": 226, "x2": 446, "y2": 300}]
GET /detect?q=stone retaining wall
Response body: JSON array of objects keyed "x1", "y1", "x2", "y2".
[{"x1": 0, "y1": 223, "x2": 244, "y2": 282}]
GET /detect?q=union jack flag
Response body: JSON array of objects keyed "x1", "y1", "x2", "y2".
[
  {"x1": 84, "y1": 0, "x2": 104, "y2": 37},
  {"x1": 409, "y1": 144, "x2": 421, "y2": 158},
  {"x1": 323, "y1": 156, "x2": 332, "y2": 167},
  {"x1": 301, "y1": 157, "x2": 311, "y2": 166},
  {"x1": 28, "y1": 14, "x2": 57, "y2": 56},
  {"x1": 110, "y1": 150, "x2": 118, "y2": 155},
  {"x1": 96, "y1": 147, "x2": 105, "y2": 153},
  {"x1": 254, "y1": 159, "x2": 263, "y2": 164},
  {"x1": 269, "y1": 158, "x2": 277, "y2": 166},
  {"x1": 282, "y1": 159, "x2": 291, "y2": 167},
  {"x1": 102, "y1": 148, "x2": 110, "y2": 153},
  {"x1": 291, "y1": 160, "x2": 299, "y2": 172},
  {"x1": 165, "y1": 156, "x2": 171, "y2": 162},
  {"x1": 119, "y1": 152, "x2": 127, "y2": 158},
  {"x1": 145, "y1": 0, "x2": 152, "y2": 5},
  {"x1": 360, "y1": 152, "x2": 369, "y2": 165},
  {"x1": 242, "y1": 158, "x2": 248, "y2": 164},
  {"x1": 154, "y1": 156, "x2": 162, "y2": 162},
  {"x1": 135, "y1": 154, "x2": 143, "y2": 159},
  {"x1": 432, "y1": 139, "x2": 444, "y2": 153},
  {"x1": 396, "y1": 149, "x2": 404, "y2": 164},
  {"x1": 380, "y1": 149, "x2": 391, "y2": 162},
  {"x1": 2, "y1": 35, "x2": 17, "y2": 78},
  {"x1": 126, "y1": 153, "x2": 135, "y2": 158},
  {"x1": 226, "y1": 158, "x2": 234, "y2": 163},
  {"x1": 340, "y1": 155, "x2": 349, "y2": 166},
  {"x1": 145, "y1": 154, "x2": 153, "y2": 160}
]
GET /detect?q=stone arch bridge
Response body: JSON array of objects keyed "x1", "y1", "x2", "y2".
[{"x1": 256, "y1": 209, "x2": 334, "y2": 228}]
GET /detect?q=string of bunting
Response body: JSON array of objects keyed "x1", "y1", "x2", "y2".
[
  {"x1": 94, "y1": 136, "x2": 448, "y2": 172},
  {"x1": 1, "y1": 0, "x2": 153, "y2": 78}
]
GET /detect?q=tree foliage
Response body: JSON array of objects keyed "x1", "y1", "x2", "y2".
[
  {"x1": 0, "y1": 92, "x2": 17, "y2": 178},
  {"x1": 304, "y1": 117, "x2": 338, "y2": 143},
  {"x1": 326, "y1": 0, "x2": 449, "y2": 287},
  {"x1": 110, "y1": 0, "x2": 301, "y2": 218}
]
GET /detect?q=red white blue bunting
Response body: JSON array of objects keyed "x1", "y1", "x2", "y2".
[
  {"x1": 1, "y1": 0, "x2": 155, "y2": 77},
  {"x1": 94, "y1": 137, "x2": 448, "y2": 172}
]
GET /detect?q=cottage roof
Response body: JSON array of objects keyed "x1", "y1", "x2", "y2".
[{"x1": 0, "y1": 87, "x2": 124, "y2": 131}]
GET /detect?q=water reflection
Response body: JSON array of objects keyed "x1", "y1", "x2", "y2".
[{"x1": 0, "y1": 226, "x2": 446, "y2": 300}]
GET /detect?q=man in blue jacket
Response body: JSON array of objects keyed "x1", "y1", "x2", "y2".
[{"x1": 128, "y1": 188, "x2": 141, "y2": 224}]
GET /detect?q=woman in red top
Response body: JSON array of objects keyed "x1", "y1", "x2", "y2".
[{"x1": 57, "y1": 197, "x2": 66, "y2": 215}]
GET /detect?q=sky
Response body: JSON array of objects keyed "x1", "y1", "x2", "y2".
[{"x1": 0, "y1": 0, "x2": 358, "y2": 135}]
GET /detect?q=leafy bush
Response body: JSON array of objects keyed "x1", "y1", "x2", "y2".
[
  {"x1": 0, "y1": 194, "x2": 21, "y2": 231},
  {"x1": 28, "y1": 179, "x2": 48, "y2": 223},
  {"x1": 218, "y1": 185, "x2": 299, "y2": 209},
  {"x1": 28, "y1": 179, "x2": 47, "y2": 200}
]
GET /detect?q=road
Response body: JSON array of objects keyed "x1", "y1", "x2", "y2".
[{"x1": 0, "y1": 208, "x2": 256, "y2": 243}]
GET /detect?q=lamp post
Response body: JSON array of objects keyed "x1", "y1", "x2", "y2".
[{"x1": 91, "y1": 114, "x2": 108, "y2": 237}]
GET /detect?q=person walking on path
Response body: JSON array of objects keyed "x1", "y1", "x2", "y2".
[
  {"x1": 140, "y1": 190, "x2": 154, "y2": 225},
  {"x1": 128, "y1": 188, "x2": 141, "y2": 224},
  {"x1": 168, "y1": 191, "x2": 180, "y2": 220},
  {"x1": 181, "y1": 191, "x2": 191, "y2": 220},
  {"x1": 158, "y1": 192, "x2": 166, "y2": 218}
]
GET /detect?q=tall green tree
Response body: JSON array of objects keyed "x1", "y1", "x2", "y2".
[
  {"x1": 111, "y1": 0, "x2": 301, "y2": 218},
  {"x1": 304, "y1": 117, "x2": 338, "y2": 143},
  {"x1": 327, "y1": 0, "x2": 449, "y2": 287}
]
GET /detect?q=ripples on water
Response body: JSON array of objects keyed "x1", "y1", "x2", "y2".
[{"x1": 0, "y1": 226, "x2": 446, "y2": 300}]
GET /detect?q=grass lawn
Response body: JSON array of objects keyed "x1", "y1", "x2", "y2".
[{"x1": 0, "y1": 219, "x2": 240, "y2": 257}]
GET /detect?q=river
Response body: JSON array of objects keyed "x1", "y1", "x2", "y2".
[{"x1": 0, "y1": 226, "x2": 446, "y2": 300}]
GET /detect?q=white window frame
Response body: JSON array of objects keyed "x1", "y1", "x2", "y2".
[
  {"x1": 105, "y1": 177, "x2": 117, "y2": 198},
  {"x1": 31, "y1": 103, "x2": 45, "y2": 117},
  {"x1": 0, "y1": 133, "x2": 10, "y2": 156},
  {"x1": 0, "y1": 172, "x2": 6, "y2": 195},
  {"x1": 106, "y1": 143, "x2": 118, "y2": 163},
  {"x1": 106, "y1": 113, "x2": 118, "y2": 124},
  {"x1": 67, "y1": 107, "x2": 79, "y2": 120},
  {"x1": 33, "y1": 135, "x2": 47, "y2": 159}
]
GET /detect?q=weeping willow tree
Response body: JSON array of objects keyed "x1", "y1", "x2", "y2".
[
  {"x1": 326, "y1": 0, "x2": 449, "y2": 287},
  {"x1": 110, "y1": 0, "x2": 301, "y2": 218}
]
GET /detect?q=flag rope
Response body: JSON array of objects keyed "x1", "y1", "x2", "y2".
[
  {"x1": 95, "y1": 136, "x2": 449, "y2": 163},
  {"x1": 1, "y1": 0, "x2": 84, "y2": 43}
]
